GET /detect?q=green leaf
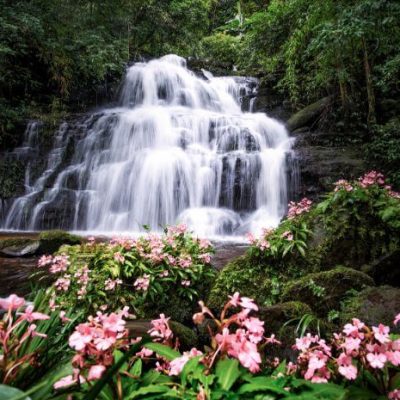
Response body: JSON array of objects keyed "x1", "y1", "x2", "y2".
[
  {"x1": 144, "y1": 342, "x2": 181, "y2": 361},
  {"x1": 125, "y1": 384, "x2": 171, "y2": 399},
  {"x1": 0, "y1": 385, "x2": 31, "y2": 400},
  {"x1": 238, "y1": 377, "x2": 287, "y2": 395},
  {"x1": 129, "y1": 358, "x2": 143, "y2": 377},
  {"x1": 215, "y1": 358, "x2": 241, "y2": 391}
]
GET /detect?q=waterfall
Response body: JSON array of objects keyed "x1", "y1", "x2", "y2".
[{"x1": 2, "y1": 55, "x2": 296, "y2": 237}]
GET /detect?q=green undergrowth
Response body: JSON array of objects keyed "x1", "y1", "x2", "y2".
[{"x1": 209, "y1": 175, "x2": 400, "y2": 330}]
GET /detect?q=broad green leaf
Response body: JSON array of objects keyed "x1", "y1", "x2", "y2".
[
  {"x1": 215, "y1": 358, "x2": 241, "y2": 391},
  {"x1": 125, "y1": 384, "x2": 171, "y2": 399},
  {"x1": 144, "y1": 342, "x2": 181, "y2": 361},
  {"x1": 0, "y1": 385, "x2": 31, "y2": 400},
  {"x1": 129, "y1": 358, "x2": 143, "y2": 377}
]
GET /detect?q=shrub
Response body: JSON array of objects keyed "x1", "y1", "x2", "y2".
[{"x1": 38, "y1": 225, "x2": 216, "y2": 323}]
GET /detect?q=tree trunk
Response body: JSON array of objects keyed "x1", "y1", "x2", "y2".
[{"x1": 362, "y1": 38, "x2": 376, "y2": 126}]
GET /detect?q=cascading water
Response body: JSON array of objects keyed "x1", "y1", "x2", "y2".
[{"x1": 2, "y1": 55, "x2": 296, "y2": 237}]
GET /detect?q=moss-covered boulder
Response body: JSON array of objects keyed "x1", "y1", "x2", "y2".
[
  {"x1": 340, "y1": 286, "x2": 400, "y2": 334},
  {"x1": 361, "y1": 249, "x2": 400, "y2": 287},
  {"x1": 207, "y1": 256, "x2": 272, "y2": 310},
  {"x1": 258, "y1": 301, "x2": 312, "y2": 333},
  {"x1": 39, "y1": 230, "x2": 82, "y2": 254},
  {"x1": 281, "y1": 267, "x2": 374, "y2": 315}
]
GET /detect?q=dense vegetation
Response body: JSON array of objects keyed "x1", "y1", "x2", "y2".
[
  {"x1": 1, "y1": 1, "x2": 400, "y2": 179},
  {"x1": 1, "y1": 171, "x2": 400, "y2": 399}
]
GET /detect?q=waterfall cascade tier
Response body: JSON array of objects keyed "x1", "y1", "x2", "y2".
[{"x1": 1, "y1": 55, "x2": 297, "y2": 236}]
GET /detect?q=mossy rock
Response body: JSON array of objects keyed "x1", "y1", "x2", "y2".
[
  {"x1": 258, "y1": 301, "x2": 313, "y2": 334},
  {"x1": 39, "y1": 230, "x2": 83, "y2": 254},
  {"x1": 360, "y1": 249, "x2": 400, "y2": 287},
  {"x1": 207, "y1": 256, "x2": 272, "y2": 311},
  {"x1": 281, "y1": 266, "x2": 374, "y2": 316},
  {"x1": 340, "y1": 286, "x2": 400, "y2": 334}
]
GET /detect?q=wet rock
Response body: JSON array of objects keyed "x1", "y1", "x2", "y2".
[
  {"x1": 340, "y1": 286, "x2": 400, "y2": 334},
  {"x1": 294, "y1": 145, "x2": 365, "y2": 200},
  {"x1": 0, "y1": 238, "x2": 40, "y2": 257}
]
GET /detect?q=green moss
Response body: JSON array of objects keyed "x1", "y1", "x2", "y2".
[
  {"x1": 169, "y1": 321, "x2": 198, "y2": 351},
  {"x1": 281, "y1": 266, "x2": 374, "y2": 316},
  {"x1": 39, "y1": 230, "x2": 82, "y2": 254},
  {"x1": 0, "y1": 238, "x2": 35, "y2": 250},
  {"x1": 207, "y1": 256, "x2": 272, "y2": 311},
  {"x1": 340, "y1": 286, "x2": 400, "y2": 334}
]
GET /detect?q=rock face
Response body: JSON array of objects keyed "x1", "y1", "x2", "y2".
[{"x1": 340, "y1": 286, "x2": 400, "y2": 334}]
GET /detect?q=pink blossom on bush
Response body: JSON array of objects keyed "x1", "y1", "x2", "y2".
[
  {"x1": 287, "y1": 198, "x2": 312, "y2": 219},
  {"x1": 334, "y1": 179, "x2": 353, "y2": 192},
  {"x1": 359, "y1": 170, "x2": 385, "y2": 188},
  {"x1": 133, "y1": 274, "x2": 150, "y2": 291},
  {"x1": 148, "y1": 314, "x2": 173, "y2": 343},
  {"x1": 168, "y1": 348, "x2": 203, "y2": 376}
]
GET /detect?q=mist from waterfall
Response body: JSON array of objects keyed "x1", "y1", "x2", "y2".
[{"x1": 2, "y1": 55, "x2": 296, "y2": 237}]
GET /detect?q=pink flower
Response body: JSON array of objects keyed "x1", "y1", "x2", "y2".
[
  {"x1": 149, "y1": 314, "x2": 173, "y2": 342},
  {"x1": 366, "y1": 352, "x2": 387, "y2": 369},
  {"x1": 281, "y1": 231, "x2": 293, "y2": 241},
  {"x1": 60, "y1": 311, "x2": 72, "y2": 323},
  {"x1": 389, "y1": 389, "x2": 400, "y2": 399},
  {"x1": 343, "y1": 337, "x2": 361, "y2": 354},
  {"x1": 394, "y1": 313, "x2": 400, "y2": 326},
  {"x1": 53, "y1": 375, "x2": 77, "y2": 389},
  {"x1": 192, "y1": 312, "x2": 205, "y2": 325},
  {"x1": 54, "y1": 276, "x2": 71, "y2": 292},
  {"x1": 134, "y1": 274, "x2": 150, "y2": 291},
  {"x1": 372, "y1": 324, "x2": 390, "y2": 344},
  {"x1": 168, "y1": 349, "x2": 202, "y2": 376},
  {"x1": 136, "y1": 348, "x2": 154, "y2": 358},
  {"x1": 19, "y1": 305, "x2": 50, "y2": 323},
  {"x1": 228, "y1": 292, "x2": 241, "y2": 307},
  {"x1": 69, "y1": 324, "x2": 93, "y2": 351},
  {"x1": 87, "y1": 365, "x2": 106, "y2": 381},
  {"x1": 0, "y1": 294, "x2": 25, "y2": 311},
  {"x1": 198, "y1": 239, "x2": 212, "y2": 249},
  {"x1": 181, "y1": 279, "x2": 191, "y2": 287},
  {"x1": 38, "y1": 255, "x2": 53, "y2": 267},
  {"x1": 239, "y1": 296, "x2": 258, "y2": 311},
  {"x1": 337, "y1": 353, "x2": 357, "y2": 380}
]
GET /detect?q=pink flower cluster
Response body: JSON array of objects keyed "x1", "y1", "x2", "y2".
[
  {"x1": 334, "y1": 179, "x2": 353, "y2": 192},
  {"x1": 54, "y1": 307, "x2": 131, "y2": 389},
  {"x1": 105, "y1": 278, "x2": 122, "y2": 291},
  {"x1": 192, "y1": 293, "x2": 279, "y2": 373},
  {"x1": 359, "y1": 170, "x2": 385, "y2": 188},
  {"x1": 287, "y1": 198, "x2": 313, "y2": 219},
  {"x1": 148, "y1": 313, "x2": 173, "y2": 344},
  {"x1": 246, "y1": 228, "x2": 274, "y2": 250},
  {"x1": 0, "y1": 294, "x2": 49, "y2": 384},
  {"x1": 294, "y1": 314, "x2": 400, "y2": 391},
  {"x1": 37, "y1": 254, "x2": 70, "y2": 274},
  {"x1": 134, "y1": 274, "x2": 150, "y2": 291}
]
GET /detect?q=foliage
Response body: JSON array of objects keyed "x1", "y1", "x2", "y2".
[
  {"x1": 38, "y1": 230, "x2": 83, "y2": 254},
  {"x1": 38, "y1": 225, "x2": 215, "y2": 323},
  {"x1": 3, "y1": 292, "x2": 396, "y2": 399},
  {"x1": 200, "y1": 32, "x2": 242, "y2": 67},
  {"x1": 365, "y1": 118, "x2": 400, "y2": 189}
]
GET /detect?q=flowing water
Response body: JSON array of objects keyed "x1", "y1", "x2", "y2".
[{"x1": 1, "y1": 55, "x2": 296, "y2": 237}]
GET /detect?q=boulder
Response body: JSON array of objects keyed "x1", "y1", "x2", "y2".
[
  {"x1": 286, "y1": 96, "x2": 332, "y2": 132},
  {"x1": 340, "y1": 286, "x2": 400, "y2": 334},
  {"x1": 39, "y1": 230, "x2": 82, "y2": 254},
  {"x1": 281, "y1": 267, "x2": 375, "y2": 316},
  {"x1": 207, "y1": 255, "x2": 272, "y2": 310},
  {"x1": 0, "y1": 238, "x2": 40, "y2": 257}
]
